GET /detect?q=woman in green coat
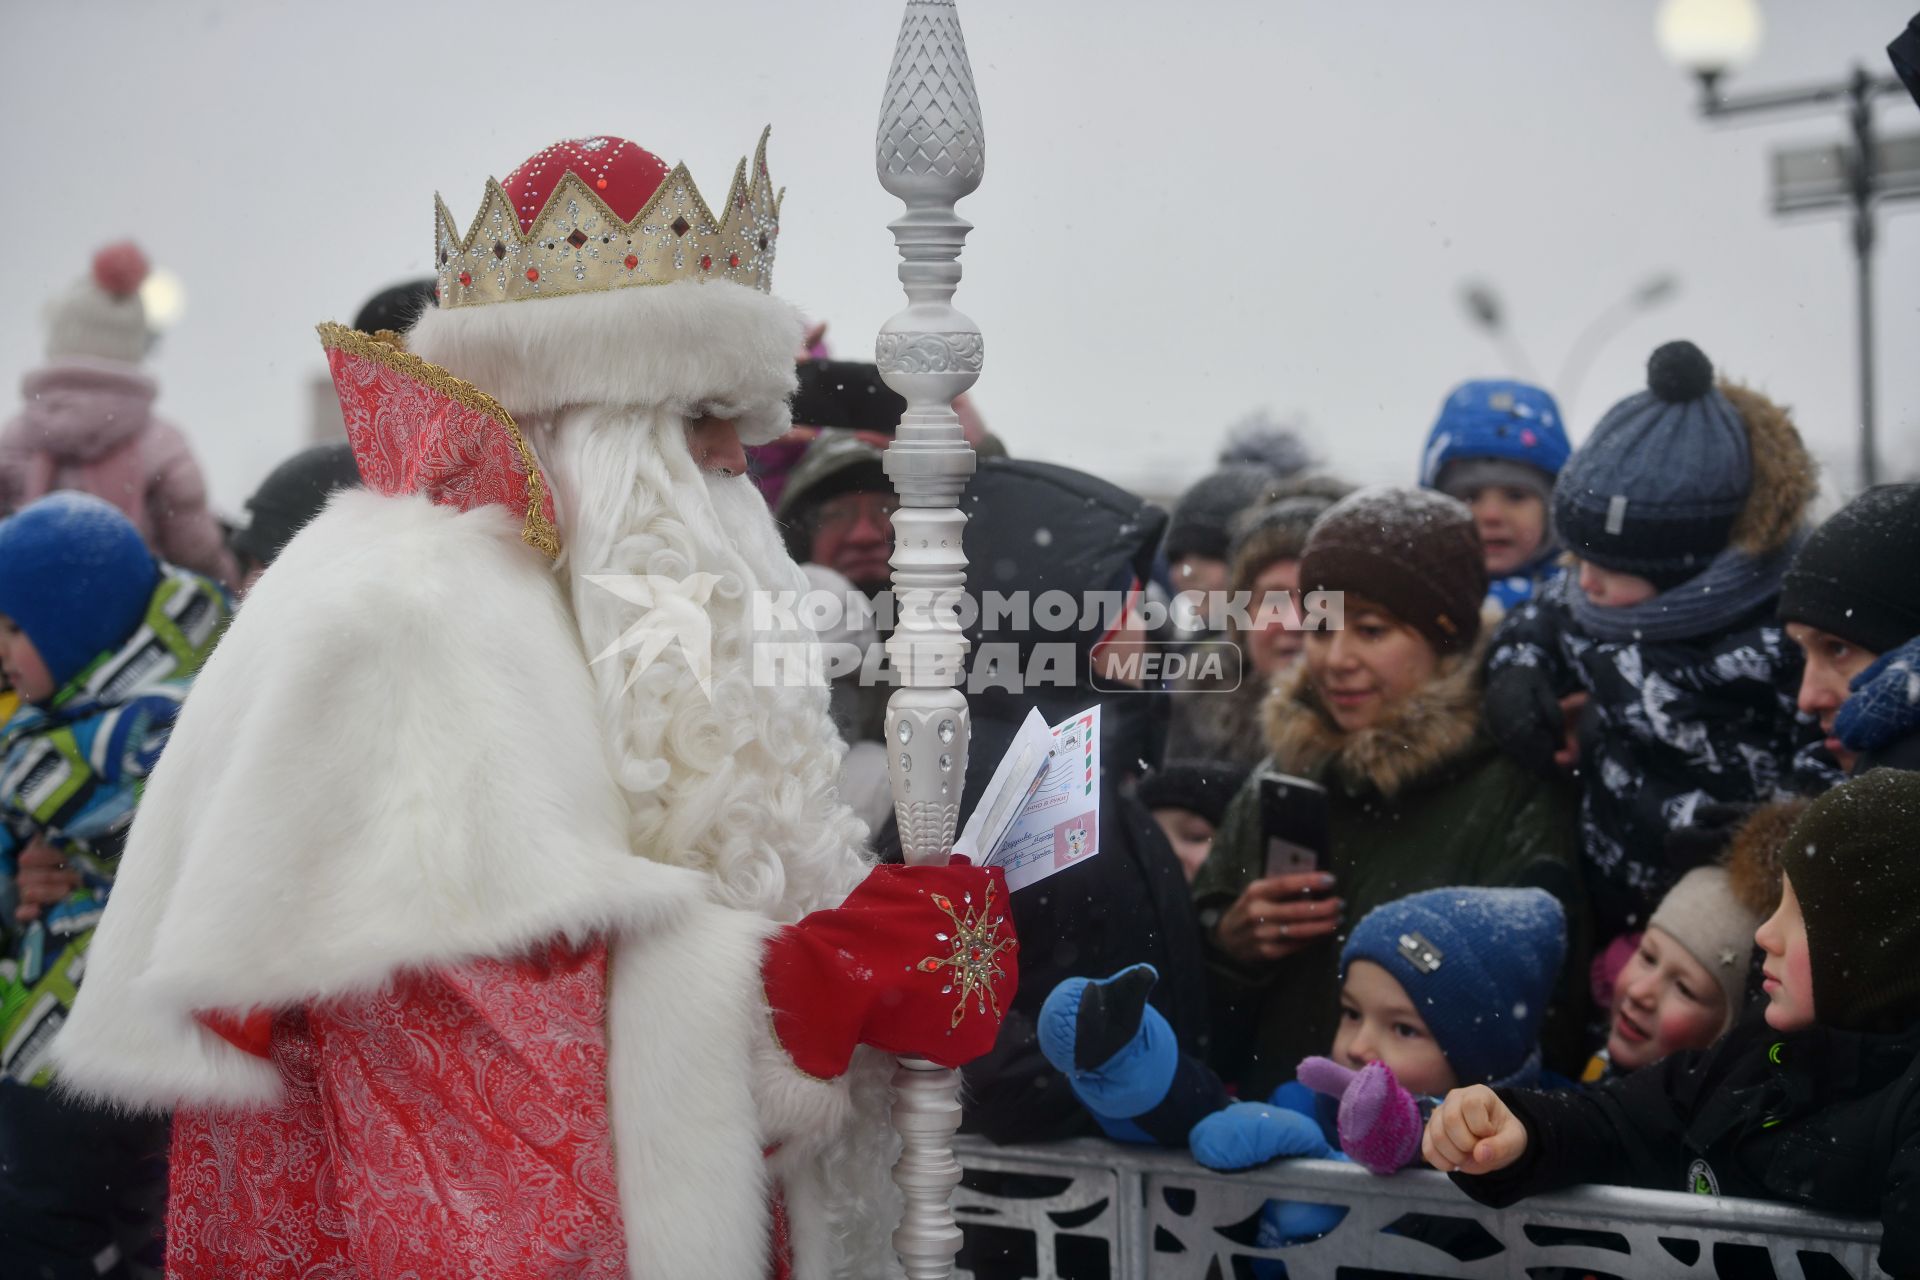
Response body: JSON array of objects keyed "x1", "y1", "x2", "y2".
[{"x1": 1193, "y1": 488, "x2": 1587, "y2": 1098}]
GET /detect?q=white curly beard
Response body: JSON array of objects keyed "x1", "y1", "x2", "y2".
[
  {"x1": 531, "y1": 405, "x2": 904, "y2": 1278},
  {"x1": 530, "y1": 403, "x2": 875, "y2": 922}
]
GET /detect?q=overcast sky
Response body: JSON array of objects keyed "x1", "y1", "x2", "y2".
[{"x1": 3, "y1": 1, "x2": 1915, "y2": 514}]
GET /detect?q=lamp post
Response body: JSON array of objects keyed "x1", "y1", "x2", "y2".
[{"x1": 1656, "y1": 0, "x2": 1913, "y2": 490}]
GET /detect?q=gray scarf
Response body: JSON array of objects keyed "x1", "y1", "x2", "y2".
[{"x1": 1571, "y1": 538, "x2": 1801, "y2": 643}]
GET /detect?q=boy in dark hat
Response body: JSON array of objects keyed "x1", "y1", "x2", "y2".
[
  {"x1": 1777, "y1": 482, "x2": 1920, "y2": 774},
  {"x1": 1419, "y1": 378, "x2": 1571, "y2": 611},
  {"x1": 1484, "y1": 341, "x2": 1831, "y2": 948},
  {"x1": 1134, "y1": 759, "x2": 1252, "y2": 881},
  {"x1": 1430, "y1": 768, "x2": 1920, "y2": 1280}
]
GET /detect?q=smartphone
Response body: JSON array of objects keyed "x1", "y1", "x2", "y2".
[{"x1": 1260, "y1": 771, "x2": 1330, "y2": 885}]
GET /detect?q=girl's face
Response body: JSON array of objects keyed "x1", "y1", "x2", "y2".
[
  {"x1": 1303, "y1": 597, "x2": 1439, "y2": 733},
  {"x1": 1605, "y1": 926, "x2": 1730, "y2": 1073},
  {"x1": 1332, "y1": 959, "x2": 1458, "y2": 1097},
  {"x1": 0, "y1": 616, "x2": 53, "y2": 704},
  {"x1": 1755, "y1": 875, "x2": 1818, "y2": 1033},
  {"x1": 1467, "y1": 485, "x2": 1547, "y2": 578}
]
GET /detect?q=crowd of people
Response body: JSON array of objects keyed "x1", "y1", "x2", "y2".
[{"x1": 1, "y1": 151, "x2": 1919, "y2": 1280}]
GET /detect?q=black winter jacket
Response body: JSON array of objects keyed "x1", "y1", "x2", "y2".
[
  {"x1": 1488, "y1": 577, "x2": 1831, "y2": 939},
  {"x1": 1456, "y1": 1014, "x2": 1920, "y2": 1278}
]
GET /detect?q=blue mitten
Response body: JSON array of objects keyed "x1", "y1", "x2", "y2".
[
  {"x1": 1037, "y1": 964, "x2": 1175, "y2": 1120},
  {"x1": 1189, "y1": 1100, "x2": 1333, "y2": 1171}
]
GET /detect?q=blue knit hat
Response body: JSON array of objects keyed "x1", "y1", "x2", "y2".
[
  {"x1": 1419, "y1": 379, "x2": 1570, "y2": 501},
  {"x1": 1553, "y1": 341, "x2": 1751, "y2": 581},
  {"x1": 0, "y1": 492, "x2": 159, "y2": 689},
  {"x1": 1339, "y1": 887, "x2": 1565, "y2": 1088}
]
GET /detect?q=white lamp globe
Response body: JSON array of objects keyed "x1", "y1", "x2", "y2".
[
  {"x1": 140, "y1": 266, "x2": 187, "y2": 332},
  {"x1": 1657, "y1": 0, "x2": 1764, "y2": 76}
]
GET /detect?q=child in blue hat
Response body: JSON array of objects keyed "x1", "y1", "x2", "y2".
[
  {"x1": 1419, "y1": 379, "x2": 1571, "y2": 611},
  {"x1": 1040, "y1": 887, "x2": 1569, "y2": 1164},
  {"x1": 0, "y1": 491, "x2": 228, "y2": 1274},
  {"x1": 1040, "y1": 887, "x2": 1570, "y2": 1253}
]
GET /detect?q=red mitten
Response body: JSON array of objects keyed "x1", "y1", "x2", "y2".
[{"x1": 763, "y1": 860, "x2": 1018, "y2": 1078}]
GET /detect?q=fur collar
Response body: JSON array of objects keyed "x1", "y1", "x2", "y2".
[{"x1": 1261, "y1": 627, "x2": 1492, "y2": 801}]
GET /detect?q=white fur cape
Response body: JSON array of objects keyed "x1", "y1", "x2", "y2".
[
  {"x1": 408, "y1": 278, "x2": 804, "y2": 445},
  {"x1": 53, "y1": 490, "x2": 885, "y2": 1280}
]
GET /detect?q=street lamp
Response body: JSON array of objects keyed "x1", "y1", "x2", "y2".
[
  {"x1": 1657, "y1": 0, "x2": 1916, "y2": 491},
  {"x1": 1457, "y1": 274, "x2": 1679, "y2": 416},
  {"x1": 1557, "y1": 272, "x2": 1680, "y2": 418},
  {"x1": 1457, "y1": 279, "x2": 1540, "y2": 383}
]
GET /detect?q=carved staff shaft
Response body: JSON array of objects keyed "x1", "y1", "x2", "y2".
[{"x1": 875, "y1": 2, "x2": 985, "y2": 1277}]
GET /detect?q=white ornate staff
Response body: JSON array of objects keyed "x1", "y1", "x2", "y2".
[{"x1": 875, "y1": 2, "x2": 985, "y2": 1276}]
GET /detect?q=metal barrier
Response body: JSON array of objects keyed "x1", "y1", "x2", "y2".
[{"x1": 951, "y1": 1135, "x2": 1885, "y2": 1279}]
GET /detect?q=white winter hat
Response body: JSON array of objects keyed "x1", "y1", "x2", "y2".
[
  {"x1": 45, "y1": 242, "x2": 150, "y2": 365},
  {"x1": 1647, "y1": 866, "x2": 1763, "y2": 1032}
]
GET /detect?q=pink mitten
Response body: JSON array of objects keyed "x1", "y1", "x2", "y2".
[{"x1": 1295, "y1": 1056, "x2": 1422, "y2": 1176}]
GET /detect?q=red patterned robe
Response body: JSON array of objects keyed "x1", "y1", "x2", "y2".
[
  {"x1": 48, "y1": 490, "x2": 916, "y2": 1280},
  {"x1": 170, "y1": 945, "x2": 633, "y2": 1279}
]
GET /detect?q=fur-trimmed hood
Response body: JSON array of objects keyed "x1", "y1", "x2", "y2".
[
  {"x1": 1261, "y1": 615, "x2": 1496, "y2": 800},
  {"x1": 1723, "y1": 796, "x2": 1809, "y2": 918},
  {"x1": 1720, "y1": 379, "x2": 1818, "y2": 558}
]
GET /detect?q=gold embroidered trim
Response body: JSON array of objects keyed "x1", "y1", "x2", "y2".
[{"x1": 316, "y1": 322, "x2": 561, "y2": 560}]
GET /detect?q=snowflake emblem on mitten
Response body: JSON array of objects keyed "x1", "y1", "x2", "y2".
[{"x1": 918, "y1": 880, "x2": 1015, "y2": 1027}]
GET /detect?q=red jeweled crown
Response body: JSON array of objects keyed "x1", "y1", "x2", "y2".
[{"x1": 434, "y1": 129, "x2": 783, "y2": 310}]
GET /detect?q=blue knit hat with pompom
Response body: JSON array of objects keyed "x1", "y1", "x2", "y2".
[{"x1": 0, "y1": 492, "x2": 158, "y2": 689}]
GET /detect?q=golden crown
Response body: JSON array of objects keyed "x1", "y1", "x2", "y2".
[{"x1": 433, "y1": 129, "x2": 783, "y2": 310}]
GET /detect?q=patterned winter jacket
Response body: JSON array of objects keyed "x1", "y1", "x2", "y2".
[
  {"x1": 1487, "y1": 574, "x2": 1830, "y2": 943},
  {"x1": 0, "y1": 565, "x2": 227, "y2": 1085}
]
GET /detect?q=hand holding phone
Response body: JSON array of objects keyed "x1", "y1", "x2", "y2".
[{"x1": 1260, "y1": 772, "x2": 1330, "y2": 888}]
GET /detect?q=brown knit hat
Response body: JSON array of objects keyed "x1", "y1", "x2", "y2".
[
  {"x1": 1777, "y1": 768, "x2": 1920, "y2": 1034},
  {"x1": 1298, "y1": 487, "x2": 1488, "y2": 654}
]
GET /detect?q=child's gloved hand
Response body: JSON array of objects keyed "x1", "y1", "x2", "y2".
[
  {"x1": 1189, "y1": 1100, "x2": 1331, "y2": 1171},
  {"x1": 1422, "y1": 1084, "x2": 1529, "y2": 1176},
  {"x1": 1037, "y1": 964, "x2": 1170, "y2": 1118},
  {"x1": 1483, "y1": 667, "x2": 1568, "y2": 778},
  {"x1": 1296, "y1": 1056, "x2": 1423, "y2": 1176}
]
